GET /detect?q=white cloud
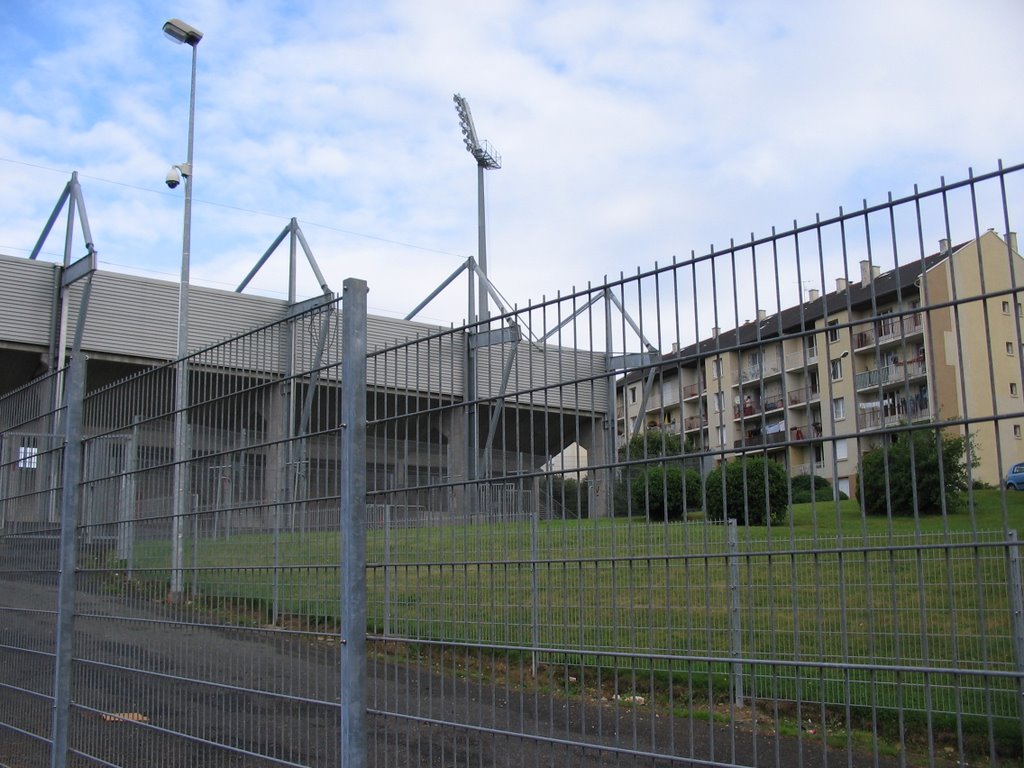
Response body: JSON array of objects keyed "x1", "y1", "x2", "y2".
[{"x1": 0, "y1": 0, "x2": 1021, "y2": 329}]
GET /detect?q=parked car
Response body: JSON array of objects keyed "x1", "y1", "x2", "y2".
[{"x1": 1005, "y1": 463, "x2": 1024, "y2": 490}]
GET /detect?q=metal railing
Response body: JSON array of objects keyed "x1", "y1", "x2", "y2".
[
  {"x1": 854, "y1": 311, "x2": 925, "y2": 349},
  {"x1": 854, "y1": 358, "x2": 928, "y2": 390}
]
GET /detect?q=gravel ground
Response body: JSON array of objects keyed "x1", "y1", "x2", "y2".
[{"x1": 0, "y1": 570, "x2": 903, "y2": 768}]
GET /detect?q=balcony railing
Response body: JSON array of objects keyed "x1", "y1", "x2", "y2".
[
  {"x1": 854, "y1": 312, "x2": 924, "y2": 350},
  {"x1": 854, "y1": 359, "x2": 927, "y2": 391},
  {"x1": 733, "y1": 392, "x2": 785, "y2": 419},
  {"x1": 734, "y1": 357, "x2": 783, "y2": 385},
  {"x1": 682, "y1": 380, "x2": 704, "y2": 400},
  {"x1": 733, "y1": 431, "x2": 787, "y2": 449},
  {"x1": 789, "y1": 423, "x2": 823, "y2": 441},
  {"x1": 784, "y1": 347, "x2": 818, "y2": 371},
  {"x1": 856, "y1": 396, "x2": 931, "y2": 430},
  {"x1": 683, "y1": 414, "x2": 708, "y2": 432},
  {"x1": 792, "y1": 460, "x2": 826, "y2": 477},
  {"x1": 787, "y1": 385, "x2": 821, "y2": 407}
]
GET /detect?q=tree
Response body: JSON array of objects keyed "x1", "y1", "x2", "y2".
[
  {"x1": 618, "y1": 430, "x2": 684, "y2": 461},
  {"x1": 705, "y1": 456, "x2": 788, "y2": 525},
  {"x1": 615, "y1": 430, "x2": 702, "y2": 518},
  {"x1": 630, "y1": 465, "x2": 703, "y2": 521},
  {"x1": 860, "y1": 428, "x2": 974, "y2": 516}
]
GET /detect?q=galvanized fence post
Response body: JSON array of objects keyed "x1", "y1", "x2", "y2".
[
  {"x1": 727, "y1": 518, "x2": 744, "y2": 707},
  {"x1": 340, "y1": 278, "x2": 368, "y2": 768},
  {"x1": 1006, "y1": 529, "x2": 1024, "y2": 733},
  {"x1": 116, "y1": 415, "x2": 140, "y2": 571},
  {"x1": 50, "y1": 354, "x2": 86, "y2": 768}
]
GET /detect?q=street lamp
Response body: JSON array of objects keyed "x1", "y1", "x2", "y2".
[
  {"x1": 165, "y1": 17, "x2": 202, "y2": 603},
  {"x1": 453, "y1": 94, "x2": 500, "y2": 323}
]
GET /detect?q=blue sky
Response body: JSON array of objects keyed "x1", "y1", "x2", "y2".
[{"x1": 1, "y1": 0, "x2": 1022, "y2": 329}]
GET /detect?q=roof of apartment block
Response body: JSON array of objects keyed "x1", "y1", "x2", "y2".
[{"x1": 617, "y1": 243, "x2": 959, "y2": 387}]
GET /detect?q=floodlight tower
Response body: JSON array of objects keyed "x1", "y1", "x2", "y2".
[{"x1": 453, "y1": 94, "x2": 501, "y2": 323}]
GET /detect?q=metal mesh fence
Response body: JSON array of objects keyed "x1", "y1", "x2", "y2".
[{"x1": 2, "y1": 166, "x2": 1024, "y2": 766}]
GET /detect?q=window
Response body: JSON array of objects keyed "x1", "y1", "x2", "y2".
[
  {"x1": 832, "y1": 397, "x2": 846, "y2": 421},
  {"x1": 1015, "y1": 425, "x2": 1022, "y2": 440},
  {"x1": 830, "y1": 357, "x2": 844, "y2": 381},
  {"x1": 717, "y1": 426, "x2": 727, "y2": 445},
  {"x1": 835, "y1": 439, "x2": 848, "y2": 461},
  {"x1": 712, "y1": 358, "x2": 722, "y2": 379},
  {"x1": 827, "y1": 320, "x2": 840, "y2": 343},
  {"x1": 17, "y1": 444, "x2": 38, "y2": 469},
  {"x1": 1008, "y1": 342, "x2": 1015, "y2": 356},
  {"x1": 1012, "y1": 383, "x2": 1019, "y2": 398},
  {"x1": 805, "y1": 335, "x2": 817, "y2": 359},
  {"x1": 629, "y1": 386, "x2": 637, "y2": 404},
  {"x1": 713, "y1": 392, "x2": 724, "y2": 413},
  {"x1": 1002, "y1": 300, "x2": 1011, "y2": 315}
]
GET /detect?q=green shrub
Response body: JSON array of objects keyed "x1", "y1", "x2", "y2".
[
  {"x1": 630, "y1": 464, "x2": 703, "y2": 520},
  {"x1": 789, "y1": 474, "x2": 847, "y2": 504},
  {"x1": 705, "y1": 456, "x2": 788, "y2": 525},
  {"x1": 615, "y1": 429, "x2": 702, "y2": 517},
  {"x1": 860, "y1": 428, "x2": 974, "y2": 516}
]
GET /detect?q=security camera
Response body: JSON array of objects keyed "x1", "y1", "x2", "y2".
[{"x1": 165, "y1": 166, "x2": 182, "y2": 189}]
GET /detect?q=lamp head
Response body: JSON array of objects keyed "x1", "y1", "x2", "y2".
[{"x1": 163, "y1": 18, "x2": 203, "y2": 46}]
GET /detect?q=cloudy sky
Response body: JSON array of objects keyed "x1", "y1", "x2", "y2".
[{"x1": 1, "y1": 0, "x2": 1022, "y2": 330}]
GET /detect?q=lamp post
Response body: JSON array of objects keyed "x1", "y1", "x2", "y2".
[
  {"x1": 453, "y1": 94, "x2": 500, "y2": 323},
  {"x1": 164, "y1": 17, "x2": 202, "y2": 602}
]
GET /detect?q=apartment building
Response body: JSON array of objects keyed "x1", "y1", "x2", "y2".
[{"x1": 616, "y1": 230, "x2": 1024, "y2": 495}]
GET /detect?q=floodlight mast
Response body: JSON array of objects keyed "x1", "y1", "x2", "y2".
[{"x1": 454, "y1": 93, "x2": 500, "y2": 323}]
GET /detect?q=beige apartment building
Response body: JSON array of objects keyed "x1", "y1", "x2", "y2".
[{"x1": 616, "y1": 230, "x2": 1024, "y2": 496}]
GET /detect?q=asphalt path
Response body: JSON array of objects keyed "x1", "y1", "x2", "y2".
[{"x1": 0, "y1": 570, "x2": 904, "y2": 768}]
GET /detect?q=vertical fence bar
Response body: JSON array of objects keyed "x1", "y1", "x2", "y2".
[
  {"x1": 530, "y1": 486, "x2": 539, "y2": 676},
  {"x1": 1007, "y1": 529, "x2": 1024, "y2": 733},
  {"x1": 727, "y1": 518, "x2": 743, "y2": 707},
  {"x1": 340, "y1": 278, "x2": 368, "y2": 768}
]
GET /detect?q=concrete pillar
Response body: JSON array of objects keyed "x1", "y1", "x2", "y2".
[
  {"x1": 578, "y1": 415, "x2": 613, "y2": 518},
  {"x1": 441, "y1": 408, "x2": 468, "y2": 519}
]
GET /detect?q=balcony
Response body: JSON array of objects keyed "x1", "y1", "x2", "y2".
[
  {"x1": 682, "y1": 379, "x2": 705, "y2": 400},
  {"x1": 683, "y1": 414, "x2": 708, "y2": 432},
  {"x1": 734, "y1": 392, "x2": 785, "y2": 420},
  {"x1": 853, "y1": 313, "x2": 924, "y2": 350},
  {"x1": 734, "y1": 357, "x2": 783, "y2": 385},
  {"x1": 789, "y1": 422, "x2": 823, "y2": 441},
  {"x1": 792, "y1": 460, "x2": 826, "y2": 477},
  {"x1": 788, "y1": 385, "x2": 821, "y2": 407},
  {"x1": 785, "y1": 347, "x2": 819, "y2": 371},
  {"x1": 856, "y1": 395, "x2": 931, "y2": 431},
  {"x1": 733, "y1": 431, "x2": 787, "y2": 450},
  {"x1": 854, "y1": 359, "x2": 927, "y2": 392}
]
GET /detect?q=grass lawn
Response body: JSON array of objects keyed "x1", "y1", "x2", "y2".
[{"x1": 116, "y1": 489, "x2": 1024, "y2": 725}]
